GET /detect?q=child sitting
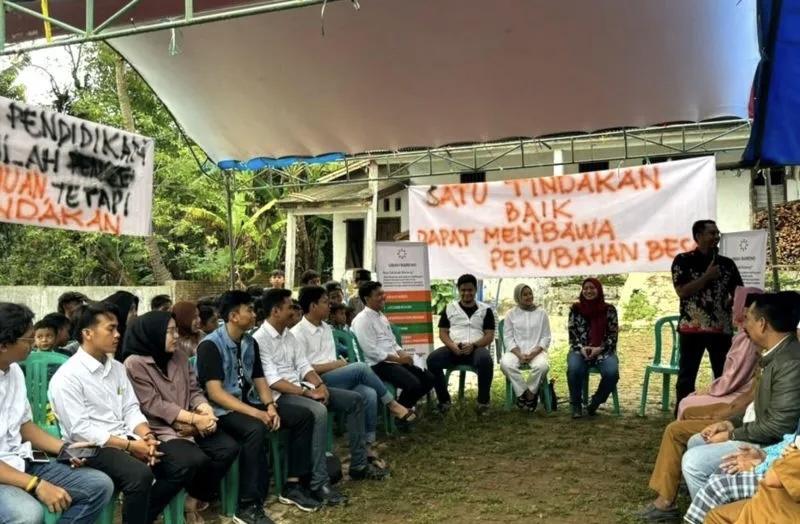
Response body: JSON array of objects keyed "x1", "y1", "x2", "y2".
[
  {"x1": 329, "y1": 303, "x2": 352, "y2": 360},
  {"x1": 33, "y1": 315, "x2": 74, "y2": 356},
  {"x1": 33, "y1": 319, "x2": 58, "y2": 351},
  {"x1": 329, "y1": 303, "x2": 349, "y2": 331}
]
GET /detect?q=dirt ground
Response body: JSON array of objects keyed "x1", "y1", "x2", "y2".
[{"x1": 180, "y1": 327, "x2": 716, "y2": 524}]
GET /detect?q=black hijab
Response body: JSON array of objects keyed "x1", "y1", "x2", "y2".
[
  {"x1": 103, "y1": 291, "x2": 139, "y2": 361},
  {"x1": 122, "y1": 311, "x2": 174, "y2": 374}
]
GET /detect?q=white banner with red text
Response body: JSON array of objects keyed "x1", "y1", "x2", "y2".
[
  {"x1": 0, "y1": 96, "x2": 155, "y2": 236},
  {"x1": 408, "y1": 157, "x2": 717, "y2": 278}
]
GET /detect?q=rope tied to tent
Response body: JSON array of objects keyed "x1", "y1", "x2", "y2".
[
  {"x1": 321, "y1": 0, "x2": 361, "y2": 36},
  {"x1": 169, "y1": 27, "x2": 182, "y2": 56}
]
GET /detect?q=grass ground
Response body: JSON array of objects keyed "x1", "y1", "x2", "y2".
[{"x1": 199, "y1": 326, "x2": 715, "y2": 524}]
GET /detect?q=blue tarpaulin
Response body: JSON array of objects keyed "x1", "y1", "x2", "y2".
[{"x1": 743, "y1": 0, "x2": 800, "y2": 166}]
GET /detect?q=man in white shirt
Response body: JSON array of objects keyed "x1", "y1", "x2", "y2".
[
  {"x1": 0, "y1": 302, "x2": 113, "y2": 524},
  {"x1": 254, "y1": 289, "x2": 384, "y2": 507},
  {"x1": 49, "y1": 302, "x2": 193, "y2": 524},
  {"x1": 350, "y1": 282, "x2": 435, "y2": 415},
  {"x1": 293, "y1": 286, "x2": 415, "y2": 467}
]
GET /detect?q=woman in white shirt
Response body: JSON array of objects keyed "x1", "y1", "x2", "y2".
[{"x1": 500, "y1": 284, "x2": 551, "y2": 411}]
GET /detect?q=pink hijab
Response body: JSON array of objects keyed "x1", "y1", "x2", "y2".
[{"x1": 707, "y1": 286, "x2": 763, "y2": 396}]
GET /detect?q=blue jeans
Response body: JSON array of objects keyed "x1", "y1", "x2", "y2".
[
  {"x1": 278, "y1": 387, "x2": 367, "y2": 490},
  {"x1": 566, "y1": 352, "x2": 619, "y2": 408},
  {"x1": 0, "y1": 460, "x2": 114, "y2": 524},
  {"x1": 321, "y1": 362, "x2": 393, "y2": 444},
  {"x1": 682, "y1": 433, "x2": 752, "y2": 499}
]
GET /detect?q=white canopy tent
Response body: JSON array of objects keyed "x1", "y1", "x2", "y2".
[{"x1": 109, "y1": 0, "x2": 760, "y2": 167}]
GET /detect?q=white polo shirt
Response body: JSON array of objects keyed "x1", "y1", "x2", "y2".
[
  {"x1": 252, "y1": 321, "x2": 314, "y2": 401},
  {"x1": 291, "y1": 317, "x2": 337, "y2": 365},
  {"x1": 0, "y1": 364, "x2": 34, "y2": 472},
  {"x1": 48, "y1": 348, "x2": 148, "y2": 446},
  {"x1": 351, "y1": 307, "x2": 401, "y2": 366}
]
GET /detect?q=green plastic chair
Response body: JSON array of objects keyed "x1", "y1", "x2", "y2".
[
  {"x1": 582, "y1": 368, "x2": 621, "y2": 415},
  {"x1": 495, "y1": 319, "x2": 553, "y2": 411},
  {"x1": 332, "y1": 329, "x2": 360, "y2": 364},
  {"x1": 219, "y1": 433, "x2": 286, "y2": 517},
  {"x1": 96, "y1": 490, "x2": 186, "y2": 524},
  {"x1": 43, "y1": 508, "x2": 60, "y2": 524},
  {"x1": 219, "y1": 456, "x2": 240, "y2": 517},
  {"x1": 18, "y1": 352, "x2": 69, "y2": 426},
  {"x1": 638, "y1": 315, "x2": 682, "y2": 416}
]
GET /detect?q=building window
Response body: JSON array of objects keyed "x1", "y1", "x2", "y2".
[
  {"x1": 383, "y1": 199, "x2": 390, "y2": 212},
  {"x1": 578, "y1": 161, "x2": 610, "y2": 173},
  {"x1": 460, "y1": 171, "x2": 486, "y2": 184},
  {"x1": 394, "y1": 197, "x2": 401, "y2": 211}
]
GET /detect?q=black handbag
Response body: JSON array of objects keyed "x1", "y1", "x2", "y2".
[
  {"x1": 539, "y1": 378, "x2": 559, "y2": 411},
  {"x1": 326, "y1": 453, "x2": 343, "y2": 485}
]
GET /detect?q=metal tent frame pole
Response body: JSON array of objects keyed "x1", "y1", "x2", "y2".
[
  {"x1": 224, "y1": 169, "x2": 237, "y2": 290},
  {"x1": 759, "y1": 166, "x2": 782, "y2": 291},
  {"x1": 0, "y1": 0, "x2": 334, "y2": 55}
]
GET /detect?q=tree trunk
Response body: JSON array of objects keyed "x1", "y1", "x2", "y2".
[
  {"x1": 114, "y1": 55, "x2": 174, "y2": 284},
  {"x1": 295, "y1": 216, "x2": 311, "y2": 278}
]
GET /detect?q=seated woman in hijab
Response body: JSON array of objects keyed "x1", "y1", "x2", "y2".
[
  {"x1": 103, "y1": 290, "x2": 139, "y2": 361},
  {"x1": 566, "y1": 278, "x2": 619, "y2": 419},
  {"x1": 123, "y1": 312, "x2": 238, "y2": 524},
  {"x1": 500, "y1": 283, "x2": 552, "y2": 411},
  {"x1": 172, "y1": 301, "x2": 204, "y2": 357},
  {"x1": 677, "y1": 286, "x2": 763, "y2": 421}
]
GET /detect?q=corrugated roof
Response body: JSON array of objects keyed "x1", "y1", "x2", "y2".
[{"x1": 276, "y1": 162, "x2": 407, "y2": 210}]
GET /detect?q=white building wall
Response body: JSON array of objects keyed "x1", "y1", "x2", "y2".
[{"x1": 376, "y1": 190, "x2": 409, "y2": 231}]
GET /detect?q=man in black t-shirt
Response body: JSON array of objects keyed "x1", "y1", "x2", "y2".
[
  {"x1": 670, "y1": 220, "x2": 743, "y2": 415},
  {"x1": 196, "y1": 291, "x2": 320, "y2": 522},
  {"x1": 427, "y1": 274, "x2": 496, "y2": 416}
]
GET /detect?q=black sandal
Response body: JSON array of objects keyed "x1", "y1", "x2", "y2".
[{"x1": 394, "y1": 410, "x2": 416, "y2": 423}]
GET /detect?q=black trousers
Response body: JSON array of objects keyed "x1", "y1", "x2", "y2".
[
  {"x1": 186, "y1": 430, "x2": 239, "y2": 502},
  {"x1": 426, "y1": 346, "x2": 494, "y2": 404},
  {"x1": 85, "y1": 444, "x2": 194, "y2": 524},
  {"x1": 273, "y1": 402, "x2": 314, "y2": 480},
  {"x1": 214, "y1": 411, "x2": 269, "y2": 507},
  {"x1": 371, "y1": 362, "x2": 435, "y2": 409},
  {"x1": 675, "y1": 332, "x2": 733, "y2": 414}
]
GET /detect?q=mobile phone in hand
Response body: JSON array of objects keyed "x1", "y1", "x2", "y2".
[
  {"x1": 57, "y1": 446, "x2": 99, "y2": 463},
  {"x1": 30, "y1": 450, "x2": 50, "y2": 463}
]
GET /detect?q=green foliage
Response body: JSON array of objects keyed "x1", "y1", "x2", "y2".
[
  {"x1": 549, "y1": 274, "x2": 628, "y2": 288},
  {"x1": 431, "y1": 280, "x2": 455, "y2": 314},
  {"x1": 767, "y1": 268, "x2": 800, "y2": 292},
  {"x1": 0, "y1": 54, "x2": 28, "y2": 102},
  {"x1": 0, "y1": 44, "x2": 339, "y2": 286},
  {"x1": 622, "y1": 290, "x2": 657, "y2": 323}
]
